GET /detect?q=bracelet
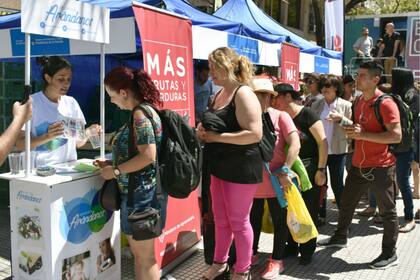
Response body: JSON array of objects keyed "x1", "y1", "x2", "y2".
[
  {"x1": 317, "y1": 167, "x2": 326, "y2": 172},
  {"x1": 280, "y1": 165, "x2": 292, "y2": 175}
]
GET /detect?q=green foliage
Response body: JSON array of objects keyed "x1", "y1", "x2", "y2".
[{"x1": 347, "y1": 0, "x2": 420, "y2": 16}]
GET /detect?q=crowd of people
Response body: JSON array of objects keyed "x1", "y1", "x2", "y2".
[
  {"x1": 0, "y1": 46, "x2": 418, "y2": 280},
  {"x1": 194, "y1": 49, "x2": 419, "y2": 279}
]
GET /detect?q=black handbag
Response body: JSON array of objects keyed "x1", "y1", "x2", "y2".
[
  {"x1": 128, "y1": 207, "x2": 162, "y2": 240},
  {"x1": 99, "y1": 179, "x2": 121, "y2": 211},
  {"x1": 127, "y1": 106, "x2": 165, "y2": 241},
  {"x1": 259, "y1": 111, "x2": 277, "y2": 162}
]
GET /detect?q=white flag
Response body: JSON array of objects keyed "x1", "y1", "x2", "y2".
[{"x1": 325, "y1": 0, "x2": 344, "y2": 51}]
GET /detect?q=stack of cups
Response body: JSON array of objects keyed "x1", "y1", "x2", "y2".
[
  {"x1": 8, "y1": 153, "x2": 22, "y2": 174},
  {"x1": 8, "y1": 152, "x2": 38, "y2": 174}
]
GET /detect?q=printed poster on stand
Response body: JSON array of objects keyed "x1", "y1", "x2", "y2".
[{"x1": 281, "y1": 43, "x2": 300, "y2": 91}]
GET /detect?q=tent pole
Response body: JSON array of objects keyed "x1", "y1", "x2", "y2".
[
  {"x1": 24, "y1": 33, "x2": 31, "y2": 177},
  {"x1": 100, "y1": 43, "x2": 105, "y2": 159}
]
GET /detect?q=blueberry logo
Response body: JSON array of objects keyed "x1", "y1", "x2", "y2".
[
  {"x1": 60, "y1": 189, "x2": 111, "y2": 244},
  {"x1": 40, "y1": 22, "x2": 45, "y2": 28}
]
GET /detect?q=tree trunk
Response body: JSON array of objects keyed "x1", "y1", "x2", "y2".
[{"x1": 312, "y1": 0, "x2": 324, "y2": 46}]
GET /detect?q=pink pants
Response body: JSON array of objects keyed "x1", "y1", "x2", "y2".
[{"x1": 211, "y1": 175, "x2": 259, "y2": 273}]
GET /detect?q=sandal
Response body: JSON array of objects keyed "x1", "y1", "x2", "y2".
[{"x1": 201, "y1": 262, "x2": 229, "y2": 280}]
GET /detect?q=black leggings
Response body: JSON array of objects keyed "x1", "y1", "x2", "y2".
[{"x1": 250, "y1": 197, "x2": 288, "y2": 260}]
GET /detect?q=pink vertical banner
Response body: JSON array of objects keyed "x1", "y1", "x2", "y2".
[
  {"x1": 281, "y1": 43, "x2": 300, "y2": 90},
  {"x1": 133, "y1": 3, "x2": 201, "y2": 268}
]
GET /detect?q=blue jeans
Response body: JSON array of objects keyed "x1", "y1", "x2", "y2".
[
  {"x1": 120, "y1": 180, "x2": 168, "y2": 236},
  {"x1": 395, "y1": 151, "x2": 414, "y2": 220},
  {"x1": 327, "y1": 154, "x2": 347, "y2": 207}
]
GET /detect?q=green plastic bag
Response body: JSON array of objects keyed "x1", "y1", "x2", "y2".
[{"x1": 285, "y1": 145, "x2": 312, "y2": 192}]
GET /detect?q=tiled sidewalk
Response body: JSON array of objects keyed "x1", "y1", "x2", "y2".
[
  {"x1": 162, "y1": 195, "x2": 420, "y2": 280},
  {"x1": 1, "y1": 192, "x2": 420, "y2": 280}
]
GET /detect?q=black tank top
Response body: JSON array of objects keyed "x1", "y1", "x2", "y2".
[{"x1": 207, "y1": 86, "x2": 262, "y2": 184}]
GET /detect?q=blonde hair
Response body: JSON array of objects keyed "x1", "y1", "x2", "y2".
[{"x1": 208, "y1": 47, "x2": 254, "y2": 86}]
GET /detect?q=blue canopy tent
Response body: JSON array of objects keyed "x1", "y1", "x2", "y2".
[
  {"x1": 0, "y1": 0, "x2": 287, "y2": 129},
  {"x1": 0, "y1": 0, "x2": 287, "y2": 51},
  {"x1": 162, "y1": 0, "x2": 287, "y2": 43},
  {"x1": 214, "y1": 0, "x2": 342, "y2": 60}
]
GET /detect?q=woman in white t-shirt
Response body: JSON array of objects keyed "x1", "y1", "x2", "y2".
[{"x1": 16, "y1": 56, "x2": 98, "y2": 166}]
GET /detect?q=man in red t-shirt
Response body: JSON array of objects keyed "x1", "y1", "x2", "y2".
[{"x1": 318, "y1": 61, "x2": 401, "y2": 270}]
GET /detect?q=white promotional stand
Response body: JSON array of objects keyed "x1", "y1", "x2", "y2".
[{"x1": 1, "y1": 169, "x2": 120, "y2": 280}]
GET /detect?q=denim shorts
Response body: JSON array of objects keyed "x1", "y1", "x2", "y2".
[{"x1": 120, "y1": 176, "x2": 168, "y2": 236}]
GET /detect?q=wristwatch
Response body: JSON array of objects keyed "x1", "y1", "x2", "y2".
[
  {"x1": 317, "y1": 167, "x2": 326, "y2": 173},
  {"x1": 113, "y1": 167, "x2": 121, "y2": 178}
]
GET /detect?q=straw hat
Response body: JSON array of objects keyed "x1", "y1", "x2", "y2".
[{"x1": 252, "y1": 78, "x2": 277, "y2": 96}]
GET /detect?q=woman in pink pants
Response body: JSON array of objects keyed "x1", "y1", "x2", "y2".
[{"x1": 197, "y1": 47, "x2": 263, "y2": 280}]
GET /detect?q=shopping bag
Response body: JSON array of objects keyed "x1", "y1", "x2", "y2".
[
  {"x1": 261, "y1": 200, "x2": 274, "y2": 234},
  {"x1": 265, "y1": 163, "x2": 301, "y2": 208},
  {"x1": 285, "y1": 145, "x2": 312, "y2": 192},
  {"x1": 284, "y1": 183, "x2": 318, "y2": 243},
  {"x1": 291, "y1": 157, "x2": 312, "y2": 192}
]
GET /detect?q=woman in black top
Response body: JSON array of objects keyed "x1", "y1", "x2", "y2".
[
  {"x1": 198, "y1": 47, "x2": 262, "y2": 280},
  {"x1": 273, "y1": 83, "x2": 328, "y2": 265},
  {"x1": 391, "y1": 68, "x2": 419, "y2": 232}
]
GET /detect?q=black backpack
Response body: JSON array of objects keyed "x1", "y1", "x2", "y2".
[
  {"x1": 259, "y1": 112, "x2": 277, "y2": 162},
  {"x1": 137, "y1": 105, "x2": 202, "y2": 198},
  {"x1": 372, "y1": 94, "x2": 414, "y2": 153}
]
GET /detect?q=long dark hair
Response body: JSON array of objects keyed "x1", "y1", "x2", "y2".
[
  {"x1": 104, "y1": 66, "x2": 162, "y2": 107},
  {"x1": 392, "y1": 68, "x2": 416, "y2": 102},
  {"x1": 36, "y1": 56, "x2": 72, "y2": 84}
]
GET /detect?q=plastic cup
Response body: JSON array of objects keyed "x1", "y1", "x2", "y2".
[
  {"x1": 86, "y1": 127, "x2": 101, "y2": 149},
  {"x1": 8, "y1": 153, "x2": 22, "y2": 174},
  {"x1": 22, "y1": 151, "x2": 37, "y2": 172}
]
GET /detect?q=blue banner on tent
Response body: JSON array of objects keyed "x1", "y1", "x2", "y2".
[
  {"x1": 227, "y1": 34, "x2": 259, "y2": 63},
  {"x1": 314, "y1": 56, "x2": 329, "y2": 74},
  {"x1": 10, "y1": 28, "x2": 70, "y2": 57}
]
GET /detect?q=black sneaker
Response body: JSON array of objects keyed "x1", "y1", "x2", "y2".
[
  {"x1": 317, "y1": 236, "x2": 347, "y2": 248},
  {"x1": 283, "y1": 245, "x2": 298, "y2": 258},
  {"x1": 369, "y1": 254, "x2": 398, "y2": 269}
]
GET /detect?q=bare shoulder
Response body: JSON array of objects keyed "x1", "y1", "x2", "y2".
[
  {"x1": 234, "y1": 85, "x2": 257, "y2": 104},
  {"x1": 236, "y1": 85, "x2": 254, "y2": 95}
]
